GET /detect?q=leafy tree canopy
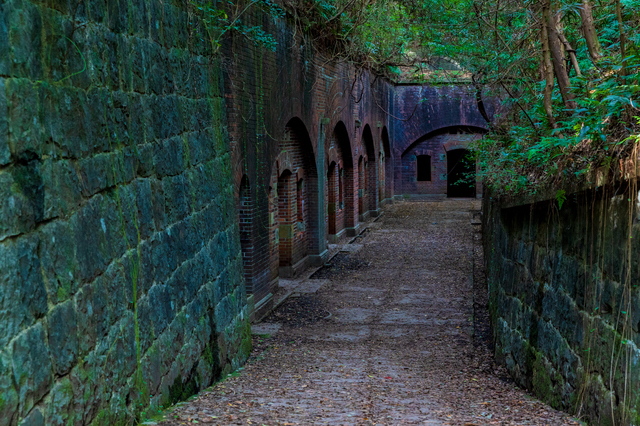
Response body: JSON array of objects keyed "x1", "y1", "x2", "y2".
[{"x1": 195, "y1": 0, "x2": 640, "y2": 195}]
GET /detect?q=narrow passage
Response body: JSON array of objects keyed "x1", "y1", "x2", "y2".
[{"x1": 159, "y1": 201, "x2": 578, "y2": 425}]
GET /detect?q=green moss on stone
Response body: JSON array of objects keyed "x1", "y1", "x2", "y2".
[
  {"x1": 532, "y1": 350, "x2": 562, "y2": 409},
  {"x1": 240, "y1": 320, "x2": 252, "y2": 358}
]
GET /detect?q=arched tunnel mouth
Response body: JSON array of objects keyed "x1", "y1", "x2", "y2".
[{"x1": 447, "y1": 149, "x2": 476, "y2": 198}]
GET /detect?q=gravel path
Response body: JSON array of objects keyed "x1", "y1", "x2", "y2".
[{"x1": 158, "y1": 200, "x2": 580, "y2": 425}]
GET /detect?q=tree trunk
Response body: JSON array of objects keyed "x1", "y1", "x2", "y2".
[
  {"x1": 615, "y1": 0, "x2": 627, "y2": 75},
  {"x1": 580, "y1": 0, "x2": 602, "y2": 62},
  {"x1": 546, "y1": 2, "x2": 576, "y2": 109},
  {"x1": 557, "y1": 30, "x2": 581, "y2": 76},
  {"x1": 540, "y1": 0, "x2": 557, "y2": 128}
]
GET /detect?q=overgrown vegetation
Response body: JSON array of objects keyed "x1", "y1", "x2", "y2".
[
  {"x1": 195, "y1": 0, "x2": 639, "y2": 195},
  {"x1": 396, "y1": 0, "x2": 640, "y2": 195}
]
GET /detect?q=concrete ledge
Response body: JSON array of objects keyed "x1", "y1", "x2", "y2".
[
  {"x1": 369, "y1": 208, "x2": 381, "y2": 217},
  {"x1": 358, "y1": 211, "x2": 371, "y2": 222},
  {"x1": 328, "y1": 228, "x2": 347, "y2": 244},
  {"x1": 279, "y1": 255, "x2": 309, "y2": 279},
  {"x1": 309, "y1": 249, "x2": 329, "y2": 266},
  {"x1": 253, "y1": 293, "x2": 273, "y2": 322},
  {"x1": 246, "y1": 294, "x2": 256, "y2": 322},
  {"x1": 381, "y1": 198, "x2": 394, "y2": 206},
  {"x1": 402, "y1": 193, "x2": 447, "y2": 200},
  {"x1": 345, "y1": 223, "x2": 362, "y2": 237}
]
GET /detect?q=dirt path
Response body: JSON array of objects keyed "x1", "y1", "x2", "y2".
[{"x1": 157, "y1": 200, "x2": 579, "y2": 425}]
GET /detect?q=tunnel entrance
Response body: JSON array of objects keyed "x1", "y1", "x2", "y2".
[{"x1": 447, "y1": 149, "x2": 475, "y2": 198}]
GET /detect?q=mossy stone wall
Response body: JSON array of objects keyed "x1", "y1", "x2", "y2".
[
  {"x1": 0, "y1": 0, "x2": 251, "y2": 424},
  {"x1": 483, "y1": 184, "x2": 640, "y2": 425}
]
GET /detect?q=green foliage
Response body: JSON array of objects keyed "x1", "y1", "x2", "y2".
[
  {"x1": 188, "y1": 0, "x2": 284, "y2": 51},
  {"x1": 555, "y1": 189, "x2": 567, "y2": 210}
]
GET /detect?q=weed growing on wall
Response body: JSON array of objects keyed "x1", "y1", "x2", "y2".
[{"x1": 187, "y1": 0, "x2": 284, "y2": 52}]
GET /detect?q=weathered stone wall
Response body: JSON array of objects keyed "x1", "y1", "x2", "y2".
[
  {"x1": 483, "y1": 183, "x2": 640, "y2": 425},
  {"x1": 0, "y1": 0, "x2": 250, "y2": 424}
]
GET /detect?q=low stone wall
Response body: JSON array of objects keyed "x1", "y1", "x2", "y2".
[{"x1": 483, "y1": 183, "x2": 640, "y2": 425}]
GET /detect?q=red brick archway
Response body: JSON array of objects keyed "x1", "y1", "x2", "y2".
[{"x1": 268, "y1": 118, "x2": 319, "y2": 278}]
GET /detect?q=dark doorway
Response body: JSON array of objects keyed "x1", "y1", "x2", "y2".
[{"x1": 447, "y1": 149, "x2": 475, "y2": 198}]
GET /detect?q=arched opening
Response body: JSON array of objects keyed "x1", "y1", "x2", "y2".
[
  {"x1": 362, "y1": 125, "x2": 377, "y2": 213},
  {"x1": 238, "y1": 175, "x2": 253, "y2": 293},
  {"x1": 269, "y1": 117, "x2": 318, "y2": 278},
  {"x1": 327, "y1": 122, "x2": 355, "y2": 242},
  {"x1": 447, "y1": 149, "x2": 475, "y2": 198},
  {"x1": 399, "y1": 126, "x2": 484, "y2": 197}
]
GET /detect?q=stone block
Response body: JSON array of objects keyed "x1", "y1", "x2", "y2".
[
  {"x1": 72, "y1": 196, "x2": 110, "y2": 281},
  {"x1": 153, "y1": 136, "x2": 185, "y2": 178},
  {"x1": 18, "y1": 407, "x2": 44, "y2": 426},
  {"x1": 77, "y1": 153, "x2": 115, "y2": 197},
  {"x1": 0, "y1": 79, "x2": 9, "y2": 166},
  {"x1": 40, "y1": 159, "x2": 82, "y2": 220},
  {"x1": 0, "y1": 170, "x2": 33, "y2": 239},
  {"x1": 104, "y1": 260, "x2": 129, "y2": 328},
  {"x1": 141, "y1": 344, "x2": 162, "y2": 395},
  {"x1": 84, "y1": 88, "x2": 110, "y2": 154},
  {"x1": 0, "y1": 348, "x2": 19, "y2": 425},
  {"x1": 47, "y1": 300, "x2": 78, "y2": 375},
  {"x1": 162, "y1": 174, "x2": 190, "y2": 224},
  {"x1": 39, "y1": 220, "x2": 79, "y2": 303},
  {"x1": 157, "y1": 96, "x2": 183, "y2": 139},
  {"x1": 46, "y1": 377, "x2": 74, "y2": 426},
  {"x1": 114, "y1": 184, "x2": 140, "y2": 248},
  {"x1": 0, "y1": 235, "x2": 48, "y2": 348},
  {"x1": 12, "y1": 323, "x2": 53, "y2": 417},
  {"x1": 5, "y1": 1, "x2": 43, "y2": 79},
  {"x1": 75, "y1": 280, "x2": 108, "y2": 357},
  {"x1": 6, "y1": 78, "x2": 43, "y2": 158},
  {"x1": 148, "y1": 283, "x2": 172, "y2": 337}
]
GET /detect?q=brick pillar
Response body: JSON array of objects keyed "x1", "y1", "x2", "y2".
[
  {"x1": 238, "y1": 176, "x2": 254, "y2": 293},
  {"x1": 328, "y1": 163, "x2": 337, "y2": 235},
  {"x1": 367, "y1": 154, "x2": 378, "y2": 212},
  {"x1": 278, "y1": 171, "x2": 294, "y2": 267}
]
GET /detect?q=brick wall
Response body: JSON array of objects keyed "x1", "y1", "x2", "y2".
[
  {"x1": 400, "y1": 131, "x2": 483, "y2": 197},
  {"x1": 390, "y1": 85, "x2": 500, "y2": 197}
]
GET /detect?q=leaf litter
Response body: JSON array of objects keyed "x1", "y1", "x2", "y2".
[{"x1": 158, "y1": 200, "x2": 581, "y2": 426}]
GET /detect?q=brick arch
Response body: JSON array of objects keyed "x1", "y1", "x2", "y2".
[
  {"x1": 400, "y1": 125, "x2": 487, "y2": 158},
  {"x1": 391, "y1": 85, "x2": 495, "y2": 159},
  {"x1": 273, "y1": 150, "x2": 295, "y2": 178},
  {"x1": 326, "y1": 121, "x2": 356, "y2": 241},
  {"x1": 398, "y1": 126, "x2": 485, "y2": 198},
  {"x1": 269, "y1": 117, "x2": 320, "y2": 278}
]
